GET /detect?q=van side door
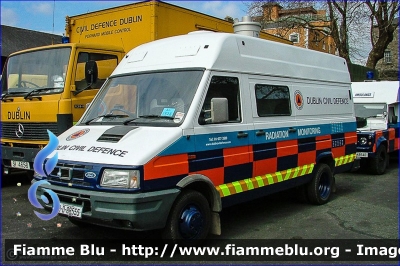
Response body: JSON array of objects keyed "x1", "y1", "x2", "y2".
[
  {"x1": 248, "y1": 79, "x2": 299, "y2": 183},
  {"x1": 192, "y1": 74, "x2": 252, "y2": 193}
]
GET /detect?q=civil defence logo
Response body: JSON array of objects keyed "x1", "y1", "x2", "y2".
[{"x1": 28, "y1": 130, "x2": 61, "y2": 221}]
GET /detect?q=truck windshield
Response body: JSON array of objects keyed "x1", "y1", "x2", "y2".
[
  {"x1": 82, "y1": 69, "x2": 204, "y2": 126},
  {"x1": 2, "y1": 47, "x2": 71, "y2": 96},
  {"x1": 354, "y1": 103, "x2": 387, "y2": 118}
]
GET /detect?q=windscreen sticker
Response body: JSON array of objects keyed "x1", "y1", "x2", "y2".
[
  {"x1": 174, "y1": 112, "x2": 185, "y2": 123},
  {"x1": 161, "y1": 108, "x2": 175, "y2": 117}
]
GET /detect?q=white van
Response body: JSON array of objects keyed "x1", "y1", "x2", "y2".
[
  {"x1": 352, "y1": 81, "x2": 399, "y2": 174},
  {"x1": 34, "y1": 30, "x2": 358, "y2": 244}
]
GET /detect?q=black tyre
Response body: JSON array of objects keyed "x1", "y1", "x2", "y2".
[
  {"x1": 162, "y1": 189, "x2": 211, "y2": 246},
  {"x1": 306, "y1": 163, "x2": 333, "y2": 205},
  {"x1": 369, "y1": 145, "x2": 388, "y2": 175}
]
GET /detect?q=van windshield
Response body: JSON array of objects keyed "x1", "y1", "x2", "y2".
[
  {"x1": 354, "y1": 103, "x2": 387, "y2": 118},
  {"x1": 81, "y1": 69, "x2": 204, "y2": 126}
]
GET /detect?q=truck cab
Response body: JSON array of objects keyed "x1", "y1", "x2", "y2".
[
  {"x1": 1, "y1": 43, "x2": 124, "y2": 175},
  {"x1": 352, "y1": 81, "x2": 399, "y2": 174}
]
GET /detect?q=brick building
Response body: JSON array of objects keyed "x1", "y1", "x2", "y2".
[
  {"x1": 257, "y1": 3, "x2": 337, "y2": 55},
  {"x1": 374, "y1": 18, "x2": 399, "y2": 81}
]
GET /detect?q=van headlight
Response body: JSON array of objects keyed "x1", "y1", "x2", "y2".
[{"x1": 100, "y1": 169, "x2": 140, "y2": 189}]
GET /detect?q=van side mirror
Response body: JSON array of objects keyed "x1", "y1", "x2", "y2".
[
  {"x1": 210, "y1": 98, "x2": 229, "y2": 123},
  {"x1": 199, "y1": 98, "x2": 229, "y2": 125},
  {"x1": 85, "y1": 60, "x2": 98, "y2": 86},
  {"x1": 74, "y1": 61, "x2": 98, "y2": 96}
]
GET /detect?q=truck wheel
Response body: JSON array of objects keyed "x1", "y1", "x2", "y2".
[
  {"x1": 306, "y1": 163, "x2": 333, "y2": 205},
  {"x1": 162, "y1": 189, "x2": 211, "y2": 245},
  {"x1": 369, "y1": 145, "x2": 388, "y2": 175}
]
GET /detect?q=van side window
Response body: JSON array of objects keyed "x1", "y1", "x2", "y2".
[
  {"x1": 199, "y1": 76, "x2": 241, "y2": 124},
  {"x1": 75, "y1": 52, "x2": 118, "y2": 91},
  {"x1": 255, "y1": 84, "x2": 291, "y2": 116}
]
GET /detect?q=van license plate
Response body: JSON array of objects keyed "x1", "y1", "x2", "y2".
[
  {"x1": 11, "y1": 160, "x2": 30, "y2": 170},
  {"x1": 356, "y1": 152, "x2": 368, "y2": 158},
  {"x1": 59, "y1": 203, "x2": 82, "y2": 218}
]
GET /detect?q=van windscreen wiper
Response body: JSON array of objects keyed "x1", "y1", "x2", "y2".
[{"x1": 85, "y1": 114, "x2": 129, "y2": 125}]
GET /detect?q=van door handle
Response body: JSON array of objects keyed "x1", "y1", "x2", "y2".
[
  {"x1": 289, "y1": 127, "x2": 296, "y2": 133},
  {"x1": 237, "y1": 132, "x2": 248, "y2": 138},
  {"x1": 256, "y1": 130, "x2": 265, "y2": 136}
]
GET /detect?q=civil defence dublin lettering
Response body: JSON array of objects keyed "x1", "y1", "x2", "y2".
[
  {"x1": 56, "y1": 145, "x2": 128, "y2": 157},
  {"x1": 306, "y1": 97, "x2": 349, "y2": 105},
  {"x1": 75, "y1": 15, "x2": 143, "y2": 39}
]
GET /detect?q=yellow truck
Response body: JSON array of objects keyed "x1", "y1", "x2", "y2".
[{"x1": 1, "y1": 0, "x2": 291, "y2": 176}]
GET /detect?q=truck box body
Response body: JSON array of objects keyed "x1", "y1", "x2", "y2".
[
  {"x1": 352, "y1": 81, "x2": 400, "y2": 174},
  {"x1": 1, "y1": 1, "x2": 291, "y2": 174},
  {"x1": 34, "y1": 31, "x2": 358, "y2": 243}
]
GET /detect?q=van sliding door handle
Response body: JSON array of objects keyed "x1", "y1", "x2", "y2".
[
  {"x1": 256, "y1": 130, "x2": 265, "y2": 136},
  {"x1": 289, "y1": 127, "x2": 296, "y2": 133},
  {"x1": 237, "y1": 132, "x2": 248, "y2": 138}
]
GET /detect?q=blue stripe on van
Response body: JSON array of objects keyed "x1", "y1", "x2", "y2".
[{"x1": 159, "y1": 121, "x2": 356, "y2": 156}]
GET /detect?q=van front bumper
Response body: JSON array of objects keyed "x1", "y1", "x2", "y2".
[{"x1": 35, "y1": 181, "x2": 180, "y2": 230}]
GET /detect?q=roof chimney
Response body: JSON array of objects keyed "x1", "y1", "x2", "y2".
[{"x1": 233, "y1": 16, "x2": 261, "y2": 38}]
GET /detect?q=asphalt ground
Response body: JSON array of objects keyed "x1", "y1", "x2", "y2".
[{"x1": 1, "y1": 156, "x2": 398, "y2": 265}]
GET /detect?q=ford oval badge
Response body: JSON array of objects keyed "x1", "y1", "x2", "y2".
[{"x1": 85, "y1": 172, "x2": 96, "y2": 178}]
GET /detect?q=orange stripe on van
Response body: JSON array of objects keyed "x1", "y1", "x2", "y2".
[
  {"x1": 223, "y1": 146, "x2": 250, "y2": 167},
  {"x1": 297, "y1": 150, "x2": 316, "y2": 166},
  {"x1": 144, "y1": 154, "x2": 188, "y2": 180},
  {"x1": 277, "y1": 140, "x2": 298, "y2": 157},
  {"x1": 252, "y1": 157, "x2": 277, "y2": 177},
  {"x1": 344, "y1": 132, "x2": 357, "y2": 145}
]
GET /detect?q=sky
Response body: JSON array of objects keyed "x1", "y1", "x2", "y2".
[{"x1": 1, "y1": 0, "x2": 250, "y2": 35}]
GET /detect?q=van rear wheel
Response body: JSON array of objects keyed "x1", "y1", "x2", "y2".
[
  {"x1": 162, "y1": 189, "x2": 211, "y2": 245},
  {"x1": 306, "y1": 163, "x2": 333, "y2": 205}
]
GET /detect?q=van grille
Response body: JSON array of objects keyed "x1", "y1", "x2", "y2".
[{"x1": 2, "y1": 122, "x2": 58, "y2": 140}]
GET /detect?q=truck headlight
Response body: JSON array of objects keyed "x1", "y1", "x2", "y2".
[
  {"x1": 100, "y1": 169, "x2": 140, "y2": 189},
  {"x1": 359, "y1": 137, "x2": 367, "y2": 145}
]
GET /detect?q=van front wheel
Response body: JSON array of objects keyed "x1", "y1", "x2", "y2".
[
  {"x1": 307, "y1": 164, "x2": 333, "y2": 205},
  {"x1": 162, "y1": 189, "x2": 211, "y2": 245}
]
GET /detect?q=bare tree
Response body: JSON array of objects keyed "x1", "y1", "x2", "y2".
[
  {"x1": 365, "y1": 0, "x2": 399, "y2": 69},
  {"x1": 245, "y1": 0, "x2": 398, "y2": 68}
]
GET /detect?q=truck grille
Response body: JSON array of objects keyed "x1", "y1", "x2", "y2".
[{"x1": 1, "y1": 122, "x2": 58, "y2": 140}]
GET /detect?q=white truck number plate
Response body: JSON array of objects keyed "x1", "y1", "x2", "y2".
[
  {"x1": 11, "y1": 160, "x2": 30, "y2": 170},
  {"x1": 59, "y1": 203, "x2": 83, "y2": 218},
  {"x1": 356, "y1": 152, "x2": 368, "y2": 158}
]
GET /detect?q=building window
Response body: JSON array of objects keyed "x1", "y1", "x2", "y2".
[
  {"x1": 384, "y1": 50, "x2": 392, "y2": 64},
  {"x1": 289, "y1": 33, "x2": 299, "y2": 43}
]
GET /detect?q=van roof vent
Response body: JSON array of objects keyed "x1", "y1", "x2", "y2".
[
  {"x1": 97, "y1": 126, "x2": 137, "y2": 143},
  {"x1": 233, "y1": 16, "x2": 261, "y2": 38}
]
